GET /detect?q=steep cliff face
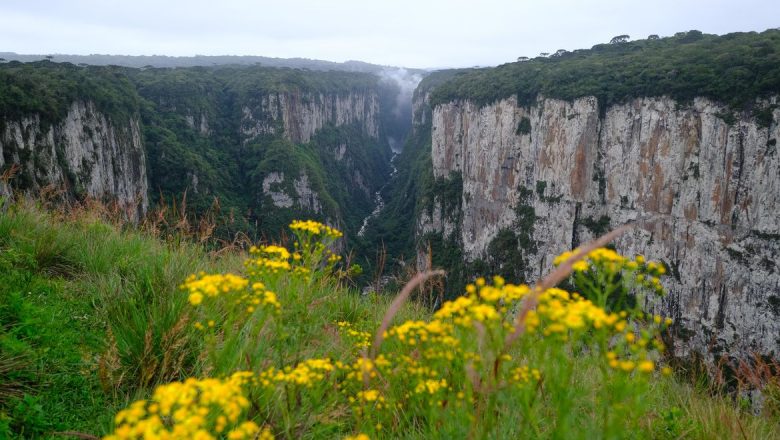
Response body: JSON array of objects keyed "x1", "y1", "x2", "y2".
[
  {"x1": 0, "y1": 101, "x2": 148, "y2": 217},
  {"x1": 418, "y1": 94, "x2": 780, "y2": 360},
  {"x1": 261, "y1": 171, "x2": 324, "y2": 214},
  {"x1": 241, "y1": 91, "x2": 379, "y2": 144}
]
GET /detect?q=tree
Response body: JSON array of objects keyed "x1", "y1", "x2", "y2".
[
  {"x1": 610, "y1": 35, "x2": 630, "y2": 44},
  {"x1": 677, "y1": 30, "x2": 703, "y2": 43},
  {"x1": 517, "y1": 56, "x2": 529, "y2": 62},
  {"x1": 539, "y1": 52, "x2": 550, "y2": 57},
  {"x1": 552, "y1": 49, "x2": 568, "y2": 57},
  {"x1": 648, "y1": 34, "x2": 660, "y2": 40}
]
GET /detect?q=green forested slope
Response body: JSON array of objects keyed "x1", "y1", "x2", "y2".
[
  {"x1": 431, "y1": 29, "x2": 780, "y2": 110},
  {"x1": 0, "y1": 61, "x2": 140, "y2": 126},
  {"x1": 0, "y1": 62, "x2": 397, "y2": 244}
]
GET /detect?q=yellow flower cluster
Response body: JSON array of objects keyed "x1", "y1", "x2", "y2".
[
  {"x1": 553, "y1": 247, "x2": 666, "y2": 294},
  {"x1": 395, "y1": 274, "x2": 671, "y2": 377},
  {"x1": 382, "y1": 320, "x2": 459, "y2": 364},
  {"x1": 350, "y1": 389, "x2": 387, "y2": 414},
  {"x1": 289, "y1": 220, "x2": 343, "y2": 238},
  {"x1": 527, "y1": 288, "x2": 622, "y2": 336},
  {"x1": 245, "y1": 256, "x2": 292, "y2": 274},
  {"x1": 181, "y1": 273, "x2": 250, "y2": 306},
  {"x1": 434, "y1": 296, "x2": 493, "y2": 327},
  {"x1": 510, "y1": 365, "x2": 542, "y2": 385},
  {"x1": 182, "y1": 273, "x2": 280, "y2": 319},
  {"x1": 414, "y1": 378, "x2": 448, "y2": 395},
  {"x1": 250, "y1": 244, "x2": 292, "y2": 260},
  {"x1": 105, "y1": 372, "x2": 268, "y2": 440},
  {"x1": 111, "y1": 239, "x2": 678, "y2": 438},
  {"x1": 245, "y1": 244, "x2": 312, "y2": 278},
  {"x1": 343, "y1": 356, "x2": 391, "y2": 383},
  {"x1": 259, "y1": 359, "x2": 335, "y2": 388},
  {"x1": 337, "y1": 321, "x2": 372, "y2": 349}
]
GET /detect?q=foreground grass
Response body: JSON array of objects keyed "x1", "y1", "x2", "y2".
[{"x1": 0, "y1": 201, "x2": 777, "y2": 439}]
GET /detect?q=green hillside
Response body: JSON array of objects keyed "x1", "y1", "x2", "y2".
[
  {"x1": 0, "y1": 62, "x2": 400, "y2": 245},
  {"x1": 431, "y1": 29, "x2": 780, "y2": 112}
]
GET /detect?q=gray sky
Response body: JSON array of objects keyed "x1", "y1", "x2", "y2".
[{"x1": 1, "y1": 0, "x2": 777, "y2": 68}]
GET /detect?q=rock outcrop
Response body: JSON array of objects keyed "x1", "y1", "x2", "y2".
[
  {"x1": 417, "y1": 94, "x2": 780, "y2": 360},
  {"x1": 262, "y1": 171, "x2": 323, "y2": 214},
  {"x1": 241, "y1": 91, "x2": 379, "y2": 144},
  {"x1": 0, "y1": 101, "x2": 148, "y2": 218}
]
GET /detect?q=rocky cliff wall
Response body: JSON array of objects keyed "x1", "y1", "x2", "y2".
[
  {"x1": 0, "y1": 101, "x2": 148, "y2": 218},
  {"x1": 418, "y1": 94, "x2": 780, "y2": 360},
  {"x1": 241, "y1": 91, "x2": 380, "y2": 144}
]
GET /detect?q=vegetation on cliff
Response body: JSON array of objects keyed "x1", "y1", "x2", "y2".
[
  {"x1": 0, "y1": 61, "x2": 140, "y2": 126},
  {"x1": 431, "y1": 29, "x2": 780, "y2": 111},
  {"x1": 0, "y1": 62, "x2": 398, "y2": 244}
]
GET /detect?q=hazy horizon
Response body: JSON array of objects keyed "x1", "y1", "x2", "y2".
[{"x1": 1, "y1": 0, "x2": 778, "y2": 69}]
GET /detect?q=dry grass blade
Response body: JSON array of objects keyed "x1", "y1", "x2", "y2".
[
  {"x1": 503, "y1": 224, "x2": 633, "y2": 350},
  {"x1": 140, "y1": 326, "x2": 159, "y2": 387},
  {"x1": 1, "y1": 163, "x2": 20, "y2": 184},
  {"x1": 160, "y1": 314, "x2": 190, "y2": 381},
  {"x1": 370, "y1": 269, "x2": 446, "y2": 359},
  {"x1": 98, "y1": 328, "x2": 122, "y2": 392},
  {"x1": 0, "y1": 354, "x2": 30, "y2": 404}
]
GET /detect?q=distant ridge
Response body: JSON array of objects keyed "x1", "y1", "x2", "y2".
[{"x1": 0, "y1": 52, "x2": 426, "y2": 74}]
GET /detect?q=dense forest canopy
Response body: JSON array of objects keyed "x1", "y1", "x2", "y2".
[
  {"x1": 430, "y1": 29, "x2": 780, "y2": 110},
  {"x1": 0, "y1": 52, "x2": 428, "y2": 74},
  {"x1": 0, "y1": 62, "x2": 383, "y2": 123},
  {"x1": 0, "y1": 61, "x2": 141, "y2": 125}
]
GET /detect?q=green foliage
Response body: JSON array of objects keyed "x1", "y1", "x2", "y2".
[
  {"x1": 7, "y1": 394, "x2": 50, "y2": 437},
  {"x1": 428, "y1": 171, "x2": 463, "y2": 216},
  {"x1": 0, "y1": 206, "x2": 118, "y2": 436},
  {"x1": 516, "y1": 116, "x2": 531, "y2": 135},
  {"x1": 485, "y1": 229, "x2": 526, "y2": 282},
  {"x1": 0, "y1": 62, "x2": 394, "y2": 247},
  {"x1": 431, "y1": 29, "x2": 780, "y2": 111},
  {"x1": 579, "y1": 215, "x2": 612, "y2": 236},
  {"x1": 0, "y1": 202, "x2": 243, "y2": 436},
  {"x1": 753, "y1": 104, "x2": 777, "y2": 128},
  {"x1": 128, "y1": 66, "x2": 391, "y2": 243},
  {"x1": 536, "y1": 180, "x2": 547, "y2": 197},
  {"x1": 0, "y1": 61, "x2": 139, "y2": 126},
  {"x1": 716, "y1": 110, "x2": 737, "y2": 126},
  {"x1": 513, "y1": 187, "x2": 538, "y2": 253}
]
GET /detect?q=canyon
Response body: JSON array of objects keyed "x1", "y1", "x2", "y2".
[{"x1": 1, "y1": 30, "x2": 779, "y2": 364}]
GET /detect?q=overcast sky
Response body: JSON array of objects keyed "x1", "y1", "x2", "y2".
[{"x1": 1, "y1": 0, "x2": 777, "y2": 68}]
